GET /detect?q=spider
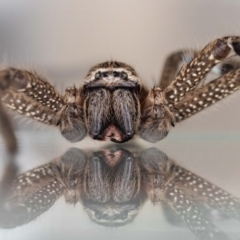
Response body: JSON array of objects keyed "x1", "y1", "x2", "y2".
[
  {"x1": 0, "y1": 146, "x2": 239, "y2": 240},
  {"x1": 0, "y1": 36, "x2": 240, "y2": 143}
]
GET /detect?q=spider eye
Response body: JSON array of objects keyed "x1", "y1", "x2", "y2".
[
  {"x1": 95, "y1": 72, "x2": 101, "y2": 80},
  {"x1": 121, "y1": 71, "x2": 128, "y2": 80},
  {"x1": 102, "y1": 72, "x2": 109, "y2": 78},
  {"x1": 113, "y1": 71, "x2": 119, "y2": 77}
]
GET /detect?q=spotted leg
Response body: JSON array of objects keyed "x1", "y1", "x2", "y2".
[
  {"x1": 0, "y1": 160, "x2": 65, "y2": 229},
  {"x1": 164, "y1": 185, "x2": 229, "y2": 240},
  {"x1": 173, "y1": 68, "x2": 240, "y2": 122},
  {"x1": 0, "y1": 147, "x2": 89, "y2": 228},
  {"x1": 172, "y1": 166, "x2": 240, "y2": 221},
  {"x1": 164, "y1": 36, "x2": 240, "y2": 107},
  {"x1": 159, "y1": 49, "x2": 240, "y2": 92},
  {"x1": 139, "y1": 148, "x2": 230, "y2": 240},
  {"x1": 159, "y1": 50, "x2": 197, "y2": 90},
  {"x1": 0, "y1": 180, "x2": 63, "y2": 229},
  {"x1": 0, "y1": 68, "x2": 86, "y2": 142},
  {"x1": 0, "y1": 68, "x2": 64, "y2": 118}
]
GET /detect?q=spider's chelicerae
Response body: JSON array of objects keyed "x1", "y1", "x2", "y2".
[{"x1": 1, "y1": 36, "x2": 240, "y2": 143}]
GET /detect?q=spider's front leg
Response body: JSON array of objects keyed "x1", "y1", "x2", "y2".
[
  {"x1": 52, "y1": 86, "x2": 87, "y2": 142},
  {"x1": 0, "y1": 68, "x2": 87, "y2": 142},
  {"x1": 0, "y1": 68, "x2": 64, "y2": 121},
  {"x1": 138, "y1": 87, "x2": 175, "y2": 143},
  {"x1": 174, "y1": 68, "x2": 240, "y2": 122},
  {"x1": 164, "y1": 36, "x2": 240, "y2": 106}
]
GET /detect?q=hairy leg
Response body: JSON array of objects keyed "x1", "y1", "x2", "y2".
[
  {"x1": 164, "y1": 185, "x2": 228, "y2": 240},
  {"x1": 173, "y1": 165, "x2": 240, "y2": 221},
  {"x1": 0, "y1": 68, "x2": 86, "y2": 142},
  {"x1": 164, "y1": 36, "x2": 240, "y2": 107},
  {"x1": 0, "y1": 68, "x2": 64, "y2": 113},
  {"x1": 159, "y1": 50, "x2": 197, "y2": 90},
  {"x1": 139, "y1": 87, "x2": 175, "y2": 143},
  {"x1": 173, "y1": 68, "x2": 240, "y2": 122},
  {"x1": 53, "y1": 86, "x2": 86, "y2": 142},
  {"x1": 0, "y1": 162, "x2": 64, "y2": 228},
  {"x1": 139, "y1": 38, "x2": 240, "y2": 142},
  {"x1": 140, "y1": 148, "x2": 230, "y2": 240}
]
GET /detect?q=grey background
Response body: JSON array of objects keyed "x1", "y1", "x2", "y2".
[{"x1": 0, "y1": 0, "x2": 240, "y2": 239}]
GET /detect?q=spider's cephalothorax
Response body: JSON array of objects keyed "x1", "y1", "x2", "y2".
[
  {"x1": 82, "y1": 61, "x2": 142, "y2": 142},
  {"x1": 1, "y1": 36, "x2": 240, "y2": 143}
]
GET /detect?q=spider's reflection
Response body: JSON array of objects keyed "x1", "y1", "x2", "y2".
[{"x1": 0, "y1": 147, "x2": 239, "y2": 240}]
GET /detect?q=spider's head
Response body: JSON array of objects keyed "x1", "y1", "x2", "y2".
[
  {"x1": 83, "y1": 61, "x2": 142, "y2": 92},
  {"x1": 82, "y1": 61, "x2": 142, "y2": 143}
]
